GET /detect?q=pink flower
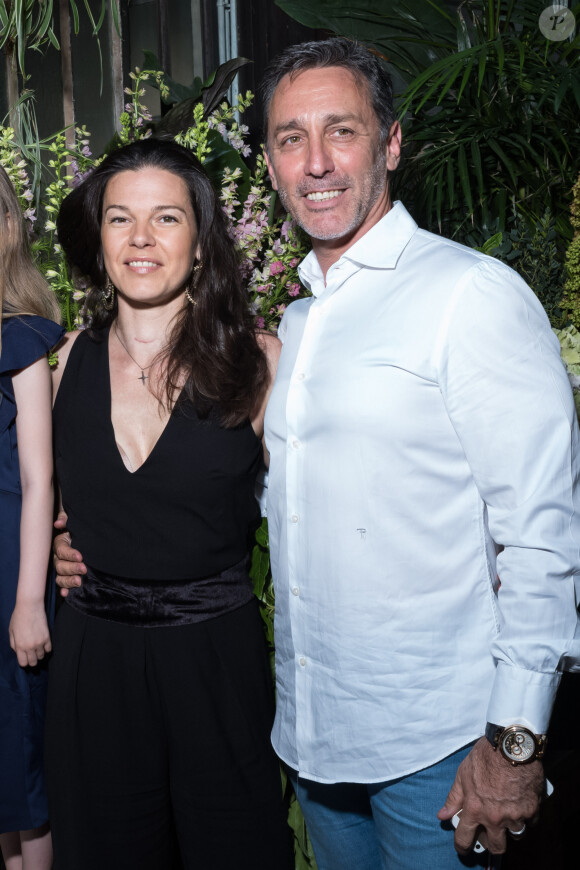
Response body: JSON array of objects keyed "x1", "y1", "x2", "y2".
[
  {"x1": 287, "y1": 283, "x2": 300, "y2": 297},
  {"x1": 255, "y1": 316, "x2": 266, "y2": 329},
  {"x1": 269, "y1": 261, "x2": 285, "y2": 276},
  {"x1": 289, "y1": 258, "x2": 300, "y2": 268}
]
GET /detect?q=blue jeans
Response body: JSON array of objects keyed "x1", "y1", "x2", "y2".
[{"x1": 288, "y1": 744, "x2": 500, "y2": 870}]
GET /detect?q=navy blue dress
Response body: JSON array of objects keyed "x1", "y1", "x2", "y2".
[{"x1": 0, "y1": 315, "x2": 64, "y2": 834}]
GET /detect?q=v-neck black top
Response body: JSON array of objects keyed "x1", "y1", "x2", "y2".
[{"x1": 53, "y1": 328, "x2": 262, "y2": 580}]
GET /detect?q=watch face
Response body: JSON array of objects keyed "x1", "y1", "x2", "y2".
[{"x1": 501, "y1": 728, "x2": 536, "y2": 763}]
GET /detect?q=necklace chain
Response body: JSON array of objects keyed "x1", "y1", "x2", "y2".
[{"x1": 114, "y1": 324, "x2": 156, "y2": 385}]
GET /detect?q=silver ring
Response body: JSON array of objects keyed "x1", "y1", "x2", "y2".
[{"x1": 508, "y1": 824, "x2": 526, "y2": 837}]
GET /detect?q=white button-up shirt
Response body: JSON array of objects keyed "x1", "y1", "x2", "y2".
[{"x1": 264, "y1": 202, "x2": 580, "y2": 784}]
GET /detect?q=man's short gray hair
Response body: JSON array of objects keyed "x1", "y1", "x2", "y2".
[{"x1": 260, "y1": 37, "x2": 396, "y2": 151}]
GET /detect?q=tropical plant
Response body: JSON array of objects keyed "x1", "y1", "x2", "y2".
[
  {"x1": 561, "y1": 172, "x2": 580, "y2": 329},
  {"x1": 275, "y1": 0, "x2": 458, "y2": 81},
  {"x1": 0, "y1": 0, "x2": 117, "y2": 113},
  {"x1": 397, "y1": 2, "x2": 580, "y2": 246},
  {"x1": 473, "y1": 209, "x2": 567, "y2": 329}
]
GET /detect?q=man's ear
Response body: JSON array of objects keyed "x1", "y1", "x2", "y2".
[
  {"x1": 264, "y1": 149, "x2": 279, "y2": 192},
  {"x1": 385, "y1": 121, "x2": 402, "y2": 172}
]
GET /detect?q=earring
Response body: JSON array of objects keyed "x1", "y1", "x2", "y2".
[
  {"x1": 102, "y1": 275, "x2": 116, "y2": 311},
  {"x1": 185, "y1": 262, "x2": 202, "y2": 305}
]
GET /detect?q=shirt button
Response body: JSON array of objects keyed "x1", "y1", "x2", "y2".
[
  {"x1": 299, "y1": 657, "x2": 306, "y2": 667},
  {"x1": 291, "y1": 439, "x2": 300, "y2": 449},
  {"x1": 290, "y1": 514, "x2": 299, "y2": 523},
  {"x1": 292, "y1": 586, "x2": 300, "y2": 596},
  {"x1": 296, "y1": 372, "x2": 305, "y2": 381}
]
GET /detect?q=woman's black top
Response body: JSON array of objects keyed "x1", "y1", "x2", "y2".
[{"x1": 53, "y1": 328, "x2": 262, "y2": 581}]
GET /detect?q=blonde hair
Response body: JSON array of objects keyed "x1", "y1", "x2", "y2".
[{"x1": 0, "y1": 164, "x2": 61, "y2": 356}]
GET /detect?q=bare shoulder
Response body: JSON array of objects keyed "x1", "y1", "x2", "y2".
[
  {"x1": 256, "y1": 329, "x2": 282, "y2": 371},
  {"x1": 51, "y1": 330, "x2": 83, "y2": 398}
]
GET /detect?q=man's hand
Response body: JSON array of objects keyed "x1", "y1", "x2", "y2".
[
  {"x1": 53, "y1": 510, "x2": 86, "y2": 597},
  {"x1": 437, "y1": 737, "x2": 544, "y2": 855}
]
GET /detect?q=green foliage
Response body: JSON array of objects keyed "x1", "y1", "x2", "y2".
[
  {"x1": 473, "y1": 210, "x2": 567, "y2": 328},
  {"x1": 275, "y1": 0, "x2": 458, "y2": 81},
  {"x1": 0, "y1": 0, "x2": 59, "y2": 79},
  {"x1": 250, "y1": 518, "x2": 275, "y2": 652},
  {"x1": 561, "y1": 174, "x2": 580, "y2": 329},
  {"x1": 396, "y1": 1, "x2": 580, "y2": 245},
  {"x1": 142, "y1": 51, "x2": 251, "y2": 125},
  {"x1": 553, "y1": 325, "x2": 580, "y2": 418},
  {"x1": 0, "y1": 0, "x2": 117, "y2": 82}
]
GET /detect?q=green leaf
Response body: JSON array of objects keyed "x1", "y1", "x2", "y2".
[
  {"x1": 477, "y1": 45, "x2": 487, "y2": 94},
  {"x1": 446, "y1": 156, "x2": 455, "y2": 210},
  {"x1": 457, "y1": 143, "x2": 473, "y2": 215},
  {"x1": 36, "y1": 0, "x2": 54, "y2": 41},
  {"x1": 554, "y1": 74, "x2": 570, "y2": 114},
  {"x1": 276, "y1": 0, "x2": 457, "y2": 82},
  {"x1": 470, "y1": 138, "x2": 484, "y2": 202},
  {"x1": 201, "y1": 57, "x2": 251, "y2": 115},
  {"x1": 141, "y1": 51, "x2": 203, "y2": 105},
  {"x1": 495, "y1": 34, "x2": 504, "y2": 77},
  {"x1": 255, "y1": 519, "x2": 269, "y2": 548},
  {"x1": 47, "y1": 27, "x2": 59, "y2": 51},
  {"x1": 457, "y1": 56, "x2": 474, "y2": 103},
  {"x1": 487, "y1": 138, "x2": 517, "y2": 188},
  {"x1": 69, "y1": 0, "x2": 80, "y2": 34},
  {"x1": 250, "y1": 546, "x2": 270, "y2": 599}
]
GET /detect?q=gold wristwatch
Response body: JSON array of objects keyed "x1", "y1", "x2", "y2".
[{"x1": 485, "y1": 723, "x2": 547, "y2": 765}]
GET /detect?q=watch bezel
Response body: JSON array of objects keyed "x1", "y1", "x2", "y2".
[{"x1": 485, "y1": 722, "x2": 547, "y2": 765}]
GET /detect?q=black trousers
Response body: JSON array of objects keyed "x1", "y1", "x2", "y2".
[{"x1": 45, "y1": 598, "x2": 292, "y2": 869}]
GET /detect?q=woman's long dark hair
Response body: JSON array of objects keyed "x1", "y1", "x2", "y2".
[{"x1": 57, "y1": 137, "x2": 267, "y2": 427}]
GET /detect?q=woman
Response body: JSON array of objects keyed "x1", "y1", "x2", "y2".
[
  {"x1": 46, "y1": 138, "x2": 291, "y2": 870},
  {"x1": 0, "y1": 165, "x2": 63, "y2": 870}
]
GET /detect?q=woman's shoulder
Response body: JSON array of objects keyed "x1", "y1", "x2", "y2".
[
  {"x1": 0, "y1": 315, "x2": 65, "y2": 374},
  {"x1": 256, "y1": 330, "x2": 282, "y2": 368}
]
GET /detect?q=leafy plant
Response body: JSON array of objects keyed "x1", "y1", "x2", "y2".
[
  {"x1": 0, "y1": 0, "x2": 118, "y2": 112},
  {"x1": 561, "y1": 172, "x2": 580, "y2": 329},
  {"x1": 275, "y1": 0, "x2": 458, "y2": 81},
  {"x1": 397, "y1": 1, "x2": 580, "y2": 245},
  {"x1": 474, "y1": 210, "x2": 567, "y2": 329}
]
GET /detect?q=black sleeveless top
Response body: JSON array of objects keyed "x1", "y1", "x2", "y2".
[{"x1": 53, "y1": 329, "x2": 262, "y2": 581}]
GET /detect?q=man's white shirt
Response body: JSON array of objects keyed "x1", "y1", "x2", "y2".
[{"x1": 264, "y1": 201, "x2": 580, "y2": 784}]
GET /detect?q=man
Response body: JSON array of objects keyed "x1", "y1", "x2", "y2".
[
  {"x1": 259, "y1": 38, "x2": 580, "y2": 868},
  {"x1": 56, "y1": 38, "x2": 580, "y2": 870}
]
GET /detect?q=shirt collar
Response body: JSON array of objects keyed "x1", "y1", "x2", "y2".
[{"x1": 298, "y1": 201, "x2": 418, "y2": 295}]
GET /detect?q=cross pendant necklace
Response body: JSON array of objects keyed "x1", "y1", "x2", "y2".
[{"x1": 114, "y1": 324, "x2": 155, "y2": 386}]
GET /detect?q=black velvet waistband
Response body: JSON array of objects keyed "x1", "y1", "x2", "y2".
[{"x1": 64, "y1": 559, "x2": 254, "y2": 627}]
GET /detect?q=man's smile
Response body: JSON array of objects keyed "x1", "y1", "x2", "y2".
[{"x1": 305, "y1": 190, "x2": 343, "y2": 201}]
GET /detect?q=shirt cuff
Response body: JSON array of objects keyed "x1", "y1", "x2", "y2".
[{"x1": 486, "y1": 661, "x2": 561, "y2": 734}]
